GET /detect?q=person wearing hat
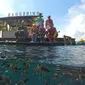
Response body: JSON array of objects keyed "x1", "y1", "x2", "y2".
[{"x1": 36, "y1": 13, "x2": 44, "y2": 29}]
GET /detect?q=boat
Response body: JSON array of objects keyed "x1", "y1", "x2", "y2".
[
  {"x1": 76, "y1": 39, "x2": 85, "y2": 45},
  {"x1": 0, "y1": 12, "x2": 76, "y2": 46}
]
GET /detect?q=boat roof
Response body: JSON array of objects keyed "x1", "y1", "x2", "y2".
[{"x1": 0, "y1": 15, "x2": 39, "y2": 21}]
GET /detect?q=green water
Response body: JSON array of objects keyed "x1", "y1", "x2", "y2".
[
  {"x1": 1, "y1": 59, "x2": 85, "y2": 85},
  {"x1": 1, "y1": 59, "x2": 84, "y2": 85},
  {"x1": 0, "y1": 45, "x2": 85, "y2": 85}
]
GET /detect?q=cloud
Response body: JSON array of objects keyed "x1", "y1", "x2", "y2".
[
  {"x1": 64, "y1": 0, "x2": 85, "y2": 40},
  {"x1": 81, "y1": 0, "x2": 85, "y2": 3},
  {"x1": 0, "y1": 0, "x2": 35, "y2": 17},
  {"x1": 12, "y1": 0, "x2": 35, "y2": 12},
  {"x1": 0, "y1": 0, "x2": 14, "y2": 17}
]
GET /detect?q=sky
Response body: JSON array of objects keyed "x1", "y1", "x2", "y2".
[{"x1": 0, "y1": 0, "x2": 85, "y2": 40}]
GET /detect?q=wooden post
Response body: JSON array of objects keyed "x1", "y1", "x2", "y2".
[
  {"x1": 2, "y1": 20, "x2": 4, "y2": 38},
  {"x1": 16, "y1": 20, "x2": 18, "y2": 30}
]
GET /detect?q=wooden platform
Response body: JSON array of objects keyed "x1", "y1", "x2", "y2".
[
  {"x1": 0, "y1": 38, "x2": 76, "y2": 46},
  {"x1": 0, "y1": 41, "x2": 65, "y2": 46}
]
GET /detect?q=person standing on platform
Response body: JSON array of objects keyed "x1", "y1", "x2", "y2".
[
  {"x1": 45, "y1": 16, "x2": 54, "y2": 42},
  {"x1": 34, "y1": 13, "x2": 44, "y2": 42},
  {"x1": 45, "y1": 16, "x2": 54, "y2": 30},
  {"x1": 31, "y1": 25, "x2": 37, "y2": 42},
  {"x1": 36, "y1": 13, "x2": 44, "y2": 29}
]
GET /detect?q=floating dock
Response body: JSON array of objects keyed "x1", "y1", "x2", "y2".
[{"x1": 0, "y1": 38, "x2": 76, "y2": 46}]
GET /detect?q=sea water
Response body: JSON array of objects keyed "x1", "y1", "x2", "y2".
[{"x1": 0, "y1": 45, "x2": 85, "y2": 85}]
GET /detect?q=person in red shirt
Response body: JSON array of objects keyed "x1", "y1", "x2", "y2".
[
  {"x1": 45, "y1": 16, "x2": 54, "y2": 27},
  {"x1": 47, "y1": 26, "x2": 55, "y2": 42}
]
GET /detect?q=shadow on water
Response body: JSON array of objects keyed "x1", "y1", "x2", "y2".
[{"x1": 0, "y1": 45, "x2": 85, "y2": 85}]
